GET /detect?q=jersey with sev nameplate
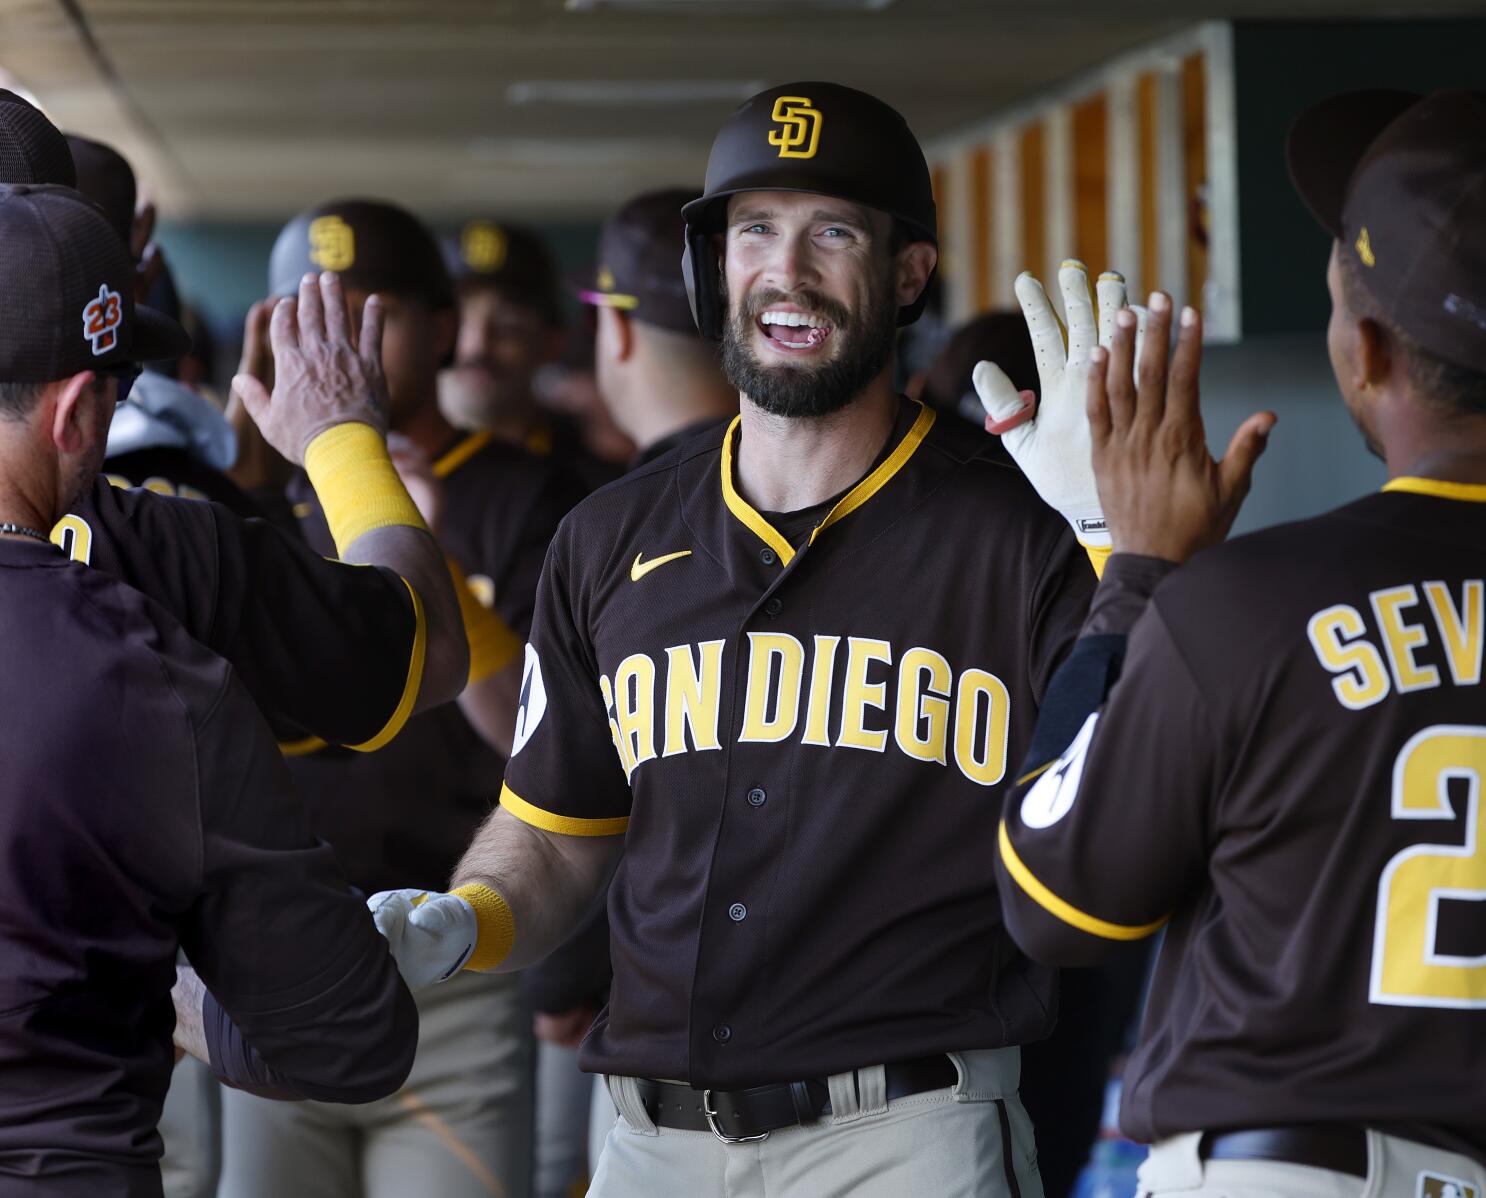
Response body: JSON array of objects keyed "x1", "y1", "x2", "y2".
[
  {"x1": 998, "y1": 481, "x2": 1486, "y2": 1163},
  {"x1": 502, "y1": 396, "x2": 1096, "y2": 1088},
  {"x1": 283, "y1": 429, "x2": 584, "y2": 896},
  {"x1": 54, "y1": 474, "x2": 423, "y2": 751}
]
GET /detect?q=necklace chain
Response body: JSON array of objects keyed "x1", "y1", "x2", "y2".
[{"x1": 0, "y1": 522, "x2": 52, "y2": 545}]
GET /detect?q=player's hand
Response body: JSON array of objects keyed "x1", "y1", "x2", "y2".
[
  {"x1": 974, "y1": 262, "x2": 1147, "y2": 549},
  {"x1": 367, "y1": 888, "x2": 477, "y2": 991},
  {"x1": 1088, "y1": 295, "x2": 1276, "y2": 563},
  {"x1": 232, "y1": 271, "x2": 391, "y2": 465}
]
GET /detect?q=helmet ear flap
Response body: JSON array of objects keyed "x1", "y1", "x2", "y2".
[{"x1": 682, "y1": 225, "x2": 724, "y2": 341}]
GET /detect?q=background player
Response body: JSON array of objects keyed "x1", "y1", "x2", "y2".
[
  {"x1": 580, "y1": 187, "x2": 737, "y2": 467},
  {"x1": 440, "y1": 217, "x2": 621, "y2": 489},
  {"x1": 996, "y1": 88, "x2": 1486, "y2": 1197},
  {"x1": 217, "y1": 198, "x2": 583, "y2": 1198},
  {"x1": 371, "y1": 81, "x2": 1105, "y2": 1197}
]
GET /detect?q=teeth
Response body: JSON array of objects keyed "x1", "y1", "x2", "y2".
[{"x1": 760, "y1": 310, "x2": 828, "y2": 329}]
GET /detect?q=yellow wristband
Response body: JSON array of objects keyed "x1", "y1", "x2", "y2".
[
  {"x1": 446, "y1": 558, "x2": 523, "y2": 684},
  {"x1": 450, "y1": 883, "x2": 515, "y2": 972},
  {"x1": 1080, "y1": 541, "x2": 1112, "y2": 580},
  {"x1": 302, "y1": 422, "x2": 428, "y2": 556}
]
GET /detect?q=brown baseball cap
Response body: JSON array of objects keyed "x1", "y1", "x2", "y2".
[
  {"x1": 441, "y1": 220, "x2": 564, "y2": 327},
  {"x1": 1288, "y1": 88, "x2": 1486, "y2": 373},
  {"x1": 577, "y1": 188, "x2": 699, "y2": 336},
  {"x1": 0, "y1": 184, "x2": 188, "y2": 382},
  {"x1": 0, "y1": 90, "x2": 74, "y2": 188},
  {"x1": 269, "y1": 198, "x2": 454, "y2": 309},
  {"x1": 66, "y1": 135, "x2": 136, "y2": 247}
]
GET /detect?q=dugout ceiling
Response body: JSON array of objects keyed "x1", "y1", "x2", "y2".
[{"x1": 0, "y1": 0, "x2": 1481, "y2": 220}]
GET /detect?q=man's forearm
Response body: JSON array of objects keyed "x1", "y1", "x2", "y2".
[
  {"x1": 451, "y1": 807, "x2": 619, "y2": 973},
  {"x1": 457, "y1": 662, "x2": 520, "y2": 756},
  {"x1": 171, "y1": 963, "x2": 209, "y2": 1066},
  {"x1": 344, "y1": 524, "x2": 468, "y2": 713}
]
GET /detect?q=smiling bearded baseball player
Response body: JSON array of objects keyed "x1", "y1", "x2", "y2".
[
  {"x1": 366, "y1": 82, "x2": 1116, "y2": 1197},
  {"x1": 994, "y1": 89, "x2": 1486, "y2": 1198}
]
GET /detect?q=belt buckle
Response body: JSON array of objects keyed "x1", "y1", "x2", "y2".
[{"x1": 702, "y1": 1089, "x2": 769, "y2": 1144}]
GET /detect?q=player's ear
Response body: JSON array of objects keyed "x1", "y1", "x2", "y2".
[
  {"x1": 895, "y1": 241, "x2": 937, "y2": 310},
  {"x1": 49, "y1": 371, "x2": 98, "y2": 455},
  {"x1": 1355, "y1": 317, "x2": 1394, "y2": 392},
  {"x1": 596, "y1": 306, "x2": 634, "y2": 365}
]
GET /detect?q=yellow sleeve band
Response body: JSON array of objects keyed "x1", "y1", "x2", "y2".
[
  {"x1": 302, "y1": 422, "x2": 428, "y2": 556},
  {"x1": 1080, "y1": 541, "x2": 1112, "y2": 580},
  {"x1": 500, "y1": 781, "x2": 630, "y2": 838},
  {"x1": 445, "y1": 558, "x2": 523, "y2": 685},
  {"x1": 997, "y1": 821, "x2": 1166, "y2": 942},
  {"x1": 450, "y1": 883, "x2": 516, "y2": 972}
]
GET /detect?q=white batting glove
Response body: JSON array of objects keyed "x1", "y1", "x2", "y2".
[
  {"x1": 974, "y1": 261, "x2": 1147, "y2": 549},
  {"x1": 367, "y1": 888, "x2": 477, "y2": 990}
]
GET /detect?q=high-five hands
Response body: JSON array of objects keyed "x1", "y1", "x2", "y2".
[
  {"x1": 974, "y1": 261, "x2": 1147, "y2": 550},
  {"x1": 366, "y1": 889, "x2": 478, "y2": 991},
  {"x1": 1087, "y1": 297, "x2": 1276, "y2": 564},
  {"x1": 232, "y1": 271, "x2": 391, "y2": 465}
]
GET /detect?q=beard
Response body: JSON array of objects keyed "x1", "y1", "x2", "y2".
[{"x1": 720, "y1": 273, "x2": 898, "y2": 419}]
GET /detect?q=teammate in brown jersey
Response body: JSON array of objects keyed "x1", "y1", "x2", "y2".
[
  {"x1": 366, "y1": 82, "x2": 1124, "y2": 1198},
  {"x1": 0, "y1": 183, "x2": 425, "y2": 1198},
  {"x1": 0, "y1": 88, "x2": 469, "y2": 757},
  {"x1": 996, "y1": 89, "x2": 1486, "y2": 1198},
  {"x1": 215, "y1": 198, "x2": 583, "y2": 1198}
]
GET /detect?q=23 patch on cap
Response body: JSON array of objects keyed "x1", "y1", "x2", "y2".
[{"x1": 82, "y1": 284, "x2": 122, "y2": 356}]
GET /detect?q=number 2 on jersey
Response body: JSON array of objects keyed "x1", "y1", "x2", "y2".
[{"x1": 1371, "y1": 725, "x2": 1486, "y2": 1009}]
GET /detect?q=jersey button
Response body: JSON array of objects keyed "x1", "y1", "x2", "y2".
[
  {"x1": 746, "y1": 787, "x2": 766, "y2": 807},
  {"x1": 713, "y1": 1024, "x2": 732, "y2": 1044},
  {"x1": 759, "y1": 548, "x2": 777, "y2": 566},
  {"x1": 764, "y1": 597, "x2": 783, "y2": 618},
  {"x1": 728, "y1": 902, "x2": 748, "y2": 922}
]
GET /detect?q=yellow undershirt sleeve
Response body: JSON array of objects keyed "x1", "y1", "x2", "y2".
[
  {"x1": 446, "y1": 558, "x2": 523, "y2": 684},
  {"x1": 302, "y1": 422, "x2": 429, "y2": 555},
  {"x1": 1080, "y1": 541, "x2": 1112, "y2": 580}
]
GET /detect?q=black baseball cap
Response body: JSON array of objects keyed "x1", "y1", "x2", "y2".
[
  {"x1": 269, "y1": 198, "x2": 454, "y2": 309},
  {"x1": 441, "y1": 220, "x2": 564, "y2": 327},
  {"x1": 1288, "y1": 88, "x2": 1486, "y2": 373},
  {"x1": 681, "y1": 82, "x2": 938, "y2": 339},
  {"x1": 66, "y1": 135, "x2": 136, "y2": 247},
  {"x1": 0, "y1": 90, "x2": 74, "y2": 188},
  {"x1": 0, "y1": 184, "x2": 188, "y2": 383},
  {"x1": 577, "y1": 188, "x2": 698, "y2": 336}
]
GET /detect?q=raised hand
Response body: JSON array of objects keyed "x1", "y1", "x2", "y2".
[
  {"x1": 1088, "y1": 297, "x2": 1276, "y2": 563},
  {"x1": 974, "y1": 261, "x2": 1147, "y2": 549},
  {"x1": 232, "y1": 271, "x2": 390, "y2": 465}
]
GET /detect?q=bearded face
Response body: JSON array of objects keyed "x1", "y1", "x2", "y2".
[{"x1": 719, "y1": 193, "x2": 904, "y2": 419}]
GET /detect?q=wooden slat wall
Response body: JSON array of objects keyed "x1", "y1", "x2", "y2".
[
  {"x1": 929, "y1": 36, "x2": 1231, "y2": 335},
  {"x1": 1072, "y1": 93, "x2": 1108, "y2": 276}
]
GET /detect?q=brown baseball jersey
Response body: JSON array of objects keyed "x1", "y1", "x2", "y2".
[
  {"x1": 501, "y1": 397, "x2": 1095, "y2": 1087},
  {"x1": 0, "y1": 537, "x2": 415, "y2": 1197},
  {"x1": 283, "y1": 429, "x2": 583, "y2": 896},
  {"x1": 54, "y1": 475, "x2": 424, "y2": 751},
  {"x1": 998, "y1": 480, "x2": 1486, "y2": 1163}
]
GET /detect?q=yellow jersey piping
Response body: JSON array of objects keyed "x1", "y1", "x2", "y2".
[
  {"x1": 998, "y1": 821, "x2": 1167, "y2": 941},
  {"x1": 501, "y1": 782, "x2": 630, "y2": 837},
  {"x1": 1383, "y1": 476, "x2": 1486, "y2": 504},
  {"x1": 719, "y1": 401, "x2": 937, "y2": 565},
  {"x1": 347, "y1": 576, "x2": 427, "y2": 752},
  {"x1": 433, "y1": 431, "x2": 494, "y2": 479}
]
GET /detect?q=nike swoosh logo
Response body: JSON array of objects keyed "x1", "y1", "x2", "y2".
[{"x1": 631, "y1": 550, "x2": 692, "y2": 582}]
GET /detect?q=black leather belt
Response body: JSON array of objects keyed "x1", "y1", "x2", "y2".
[
  {"x1": 634, "y1": 1055, "x2": 958, "y2": 1143},
  {"x1": 1202, "y1": 1127, "x2": 1368, "y2": 1178}
]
